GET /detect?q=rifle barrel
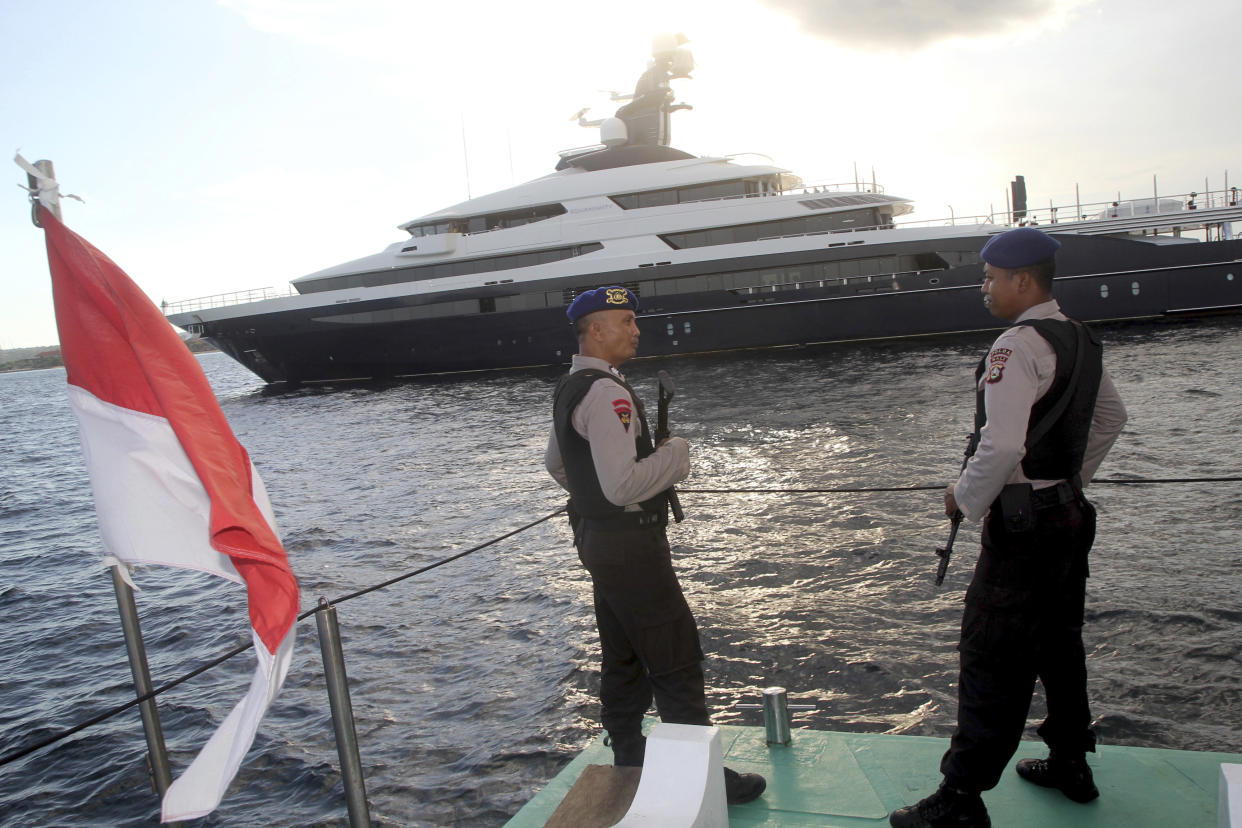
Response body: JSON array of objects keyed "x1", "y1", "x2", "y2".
[{"x1": 934, "y1": 511, "x2": 963, "y2": 586}]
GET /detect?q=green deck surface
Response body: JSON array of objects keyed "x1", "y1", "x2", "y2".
[{"x1": 506, "y1": 725, "x2": 1240, "y2": 827}]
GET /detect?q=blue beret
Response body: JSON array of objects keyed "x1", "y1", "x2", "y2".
[
  {"x1": 980, "y1": 227, "x2": 1061, "y2": 269},
  {"x1": 566, "y1": 286, "x2": 639, "y2": 323}
]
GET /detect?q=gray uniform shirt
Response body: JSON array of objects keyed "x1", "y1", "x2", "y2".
[
  {"x1": 953, "y1": 300, "x2": 1128, "y2": 522},
  {"x1": 545, "y1": 355, "x2": 690, "y2": 509}
]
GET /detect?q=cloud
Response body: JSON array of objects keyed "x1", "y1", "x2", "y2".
[{"x1": 755, "y1": 0, "x2": 1090, "y2": 51}]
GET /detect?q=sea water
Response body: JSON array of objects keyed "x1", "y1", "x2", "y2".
[{"x1": 1, "y1": 317, "x2": 1240, "y2": 826}]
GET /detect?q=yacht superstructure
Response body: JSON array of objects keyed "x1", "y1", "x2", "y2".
[{"x1": 165, "y1": 36, "x2": 1242, "y2": 384}]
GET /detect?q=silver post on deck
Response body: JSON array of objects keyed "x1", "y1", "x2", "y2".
[
  {"x1": 109, "y1": 565, "x2": 179, "y2": 823},
  {"x1": 762, "y1": 687, "x2": 792, "y2": 746},
  {"x1": 315, "y1": 597, "x2": 372, "y2": 827},
  {"x1": 737, "y1": 685, "x2": 815, "y2": 746}
]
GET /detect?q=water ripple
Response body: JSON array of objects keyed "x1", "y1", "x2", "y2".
[{"x1": 2, "y1": 317, "x2": 1241, "y2": 825}]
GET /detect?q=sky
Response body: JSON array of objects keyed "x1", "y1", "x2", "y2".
[{"x1": 2, "y1": 0, "x2": 1239, "y2": 349}]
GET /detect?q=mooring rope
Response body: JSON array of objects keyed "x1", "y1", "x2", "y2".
[
  {"x1": 679, "y1": 476, "x2": 1242, "y2": 494},
  {"x1": 5, "y1": 471, "x2": 1241, "y2": 768},
  {"x1": 0, "y1": 507, "x2": 566, "y2": 769}
]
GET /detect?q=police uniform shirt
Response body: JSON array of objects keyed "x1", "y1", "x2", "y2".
[
  {"x1": 953, "y1": 299, "x2": 1128, "y2": 522},
  {"x1": 545, "y1": 355, "x2": 690, "y2": 508}
]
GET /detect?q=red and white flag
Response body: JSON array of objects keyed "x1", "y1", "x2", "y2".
[{"x1": 38, "y1": 205, "x2": 300, "y2": 822}]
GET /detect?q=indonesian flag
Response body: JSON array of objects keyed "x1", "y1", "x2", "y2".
[{"x1": 38, "y1": 205, "x2": 300, "y2": 822}]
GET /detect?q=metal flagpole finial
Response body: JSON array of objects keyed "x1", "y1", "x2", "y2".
[{"x1": 14, "y1": 152, "x2": 84, "y2": 227}]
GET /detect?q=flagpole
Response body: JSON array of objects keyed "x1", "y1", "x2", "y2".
[
  {"x1": 315, "y1": 598, "x2": 372, "y2": 827},
  {"x1": 110, "y1": 566, "x2": 181, "y2": 824}
]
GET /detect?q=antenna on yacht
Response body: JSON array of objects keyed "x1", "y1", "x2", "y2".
[{"x1": 460, "y1": 114, "x2": 472, "y2": 200}]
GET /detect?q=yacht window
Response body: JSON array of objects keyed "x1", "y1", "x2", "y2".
[
  {"x1": 638, "y1": 189, "x2": 678, "y2": 208},
  {"x1": 660, "y1": 209, "x2": 885, "y2": 250},
  {"x1": 404, "y1": 203, "x2": 567, "y2": 238},
  {"x1": 609, "y1": 178, "x2": 759, "y2": 210},
  {"x1": 296, "y1": 242, "x2": 603, "y2": 294}
]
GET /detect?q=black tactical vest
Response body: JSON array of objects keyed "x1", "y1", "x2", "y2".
[
  {"x1": 553, "y1": 368, "x2": 667, "y2": 519},
  {"x1": 973, "y1": 318, "x2": 1103, "y2": 481}
]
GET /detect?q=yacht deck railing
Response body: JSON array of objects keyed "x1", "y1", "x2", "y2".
[
  {"x1": 163, "y1": 286, "x2": 297, "y2": 316},
  {"x1": 903, "y1": 186, "x2": 1242, "y2": 232}
]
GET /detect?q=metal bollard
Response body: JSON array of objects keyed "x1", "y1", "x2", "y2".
[
  {"x1": 736, "y1": 686, "x2": 816, "y2": 746},
  {"x1": 762, "y1": 687, "x2": 792, "y2": 746},
  {"x1": 315, "y1": 598, "x2": 373, "y2": 827}
]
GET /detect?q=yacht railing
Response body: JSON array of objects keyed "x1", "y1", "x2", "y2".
[
  {"x1": 730, "y1": 268, "x2": 945, "y2": 298},
  {"x1": 163, "y1": 286, "x2": 297, "y2": 316},
  {"x1": 679, "y1": 181, "x2": 886, "y2": 209},
  {"x1": 906, "y1": 186, "x2": 1242, "y2": 233},
  {"x1": 785, "y1": 180, "x2": 885, "y2": 197}
]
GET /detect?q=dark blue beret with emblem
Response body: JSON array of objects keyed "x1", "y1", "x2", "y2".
[
  {"x1": 980, "y1": 227, "x2": 1061, "y2": 269},
  {"x1": 566, "y1": 286, "x2": 640, "y2": 323}
]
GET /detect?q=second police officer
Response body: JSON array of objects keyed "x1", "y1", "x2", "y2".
[
  {"x1": 545, "y1": 285, "x2": 767, "y2": 806},
  {"x1": 890, "y1": 228, "x2": 1127, "y2": 828}
]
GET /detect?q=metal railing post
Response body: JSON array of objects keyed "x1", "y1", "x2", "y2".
[
  {"x1": 315, "y1": 598, "x2": 372, "y2": 827},
  {"x1": 109, "y1": 566, "x2": 179, "y2": 824}
]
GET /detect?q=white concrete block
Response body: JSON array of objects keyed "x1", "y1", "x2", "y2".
[
  {"x1": 613, "y1": 723, "x2": 728, "y2": 828},
  {"x1": 1222, "y1": 764, "x2": 1242, "y2": 828}
]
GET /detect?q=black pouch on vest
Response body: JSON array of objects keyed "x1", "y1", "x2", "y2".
[{"x1": 998, "y1": 483, "x2": 1035, "y2": 533}]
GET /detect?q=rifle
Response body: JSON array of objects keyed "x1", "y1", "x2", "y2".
[
  {"x1": 655, "y1": 370, "x2": 686, "y2": 523},
  {"x1": 934, "y1": 434, "x2": 977, "y2": 586},
  {"x1": 934, "y1": 511, "x2": 963, "y2": 586}
]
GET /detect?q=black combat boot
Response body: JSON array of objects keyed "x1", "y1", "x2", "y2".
[
  {"x1": 1015, "y1": 752, "x2": 1099, "y2": 802},
  {"x1": 888, "y1": 784, "x2": 991, "y2": 828},
  {"x1": 723, "y1": 766, "x2": 766, "y2": 804},
  {"x1": 606, "y1": 731, "x2": 646, "y2": 767}
]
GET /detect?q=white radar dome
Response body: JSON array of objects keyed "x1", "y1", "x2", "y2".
[{"x1": 600, "y1": 117, "x2": 628, "y2": 148}]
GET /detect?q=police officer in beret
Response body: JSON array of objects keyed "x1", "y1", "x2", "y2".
[
  {"x1": 890, "y1": 228, "x2": 1127, "y2": 828},
  {"x1": 544, "y1": 285, "x2": 766, "y2": 805}
]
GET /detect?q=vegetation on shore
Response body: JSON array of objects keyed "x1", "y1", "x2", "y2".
[{"x1": 0, "y1": 338, "x2": 217, "y2": 374}]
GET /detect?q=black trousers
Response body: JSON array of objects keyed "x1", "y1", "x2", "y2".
[
  {"x1": 576, "y1": 520, "x2": 709, "y2": 736},
  {"x1": 940, "y1": 496, "x2": 1098, "y2": 792}
]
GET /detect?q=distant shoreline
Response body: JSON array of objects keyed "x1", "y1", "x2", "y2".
[{"x1": 0, "y1": 339, "x2": 217, "y2": 374}]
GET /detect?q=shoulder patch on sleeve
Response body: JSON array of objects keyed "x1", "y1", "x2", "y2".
[
  {"x1": 612, "y1": 398, "x2": 633, "y2": 431},
  {"x1": 985, "y1": 364, "x2": 1005, "y2": 384},
  {"x1": 989, "y1": 347, "x2": 1012, "y2": 365}
]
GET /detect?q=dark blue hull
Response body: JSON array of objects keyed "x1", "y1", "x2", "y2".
[{"x1": 198, "y1": 235, "x2": 1242, "y2": 383}]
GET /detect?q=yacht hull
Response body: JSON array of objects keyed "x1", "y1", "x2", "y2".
[{"x1": 191, "y1": 235, "x2": 1242, "y2": 384}]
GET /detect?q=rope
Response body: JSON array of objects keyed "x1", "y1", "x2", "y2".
[
  {"x1": 0, "y1": 507, "x2": 566, "y2": 770},
  {"x1": 679, "y1": 475, "x2": 1242, "y2": 494},
  {"x1": 312, "y1": 507, "x2": 566, "y2": 611},
  {"x1": 6, "y1": 472, "x2": 1238, "y2": 768},
  {"x1": 0, "y1": 639, "x2": 254, "y2": 767}
]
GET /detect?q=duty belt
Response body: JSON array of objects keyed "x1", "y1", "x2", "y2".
[
  {"x1": 582, "y1": 510, "x2": 667, "y2": 529},
  {"x1": 1031, "y1": 480, "x2": 1078, "y2": 509}
]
